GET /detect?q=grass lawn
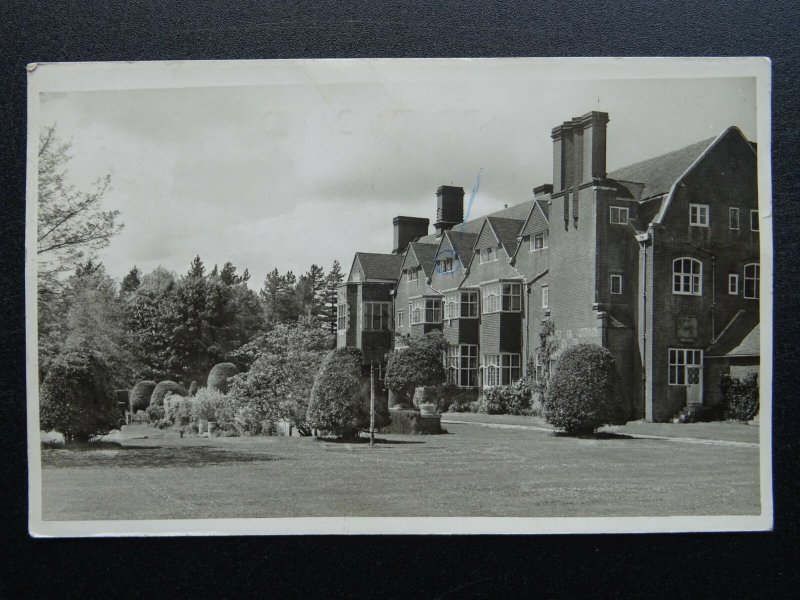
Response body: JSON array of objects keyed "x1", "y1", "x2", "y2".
[{"x1": 40, "y1": 421, "x2": 760, "y2": 520}]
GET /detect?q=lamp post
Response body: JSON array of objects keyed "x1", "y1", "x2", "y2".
[{"x1": 370, "y1": 360, "x2": 376, "y2": 447}]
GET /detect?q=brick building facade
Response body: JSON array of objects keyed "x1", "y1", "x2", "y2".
[{"x1": 337, "y1": 111, "x2": 760, "y2": 422}]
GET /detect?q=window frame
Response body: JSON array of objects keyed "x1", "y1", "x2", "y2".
[
  {"x1": 445, "y1": 290, "x2": 478, "y2": 319},
  {"x1": 396, "y1": 310, "x2": 405, "y2": 328},
  {"x1": 750, "y1": 209, "x2": 760, "y2": 232},
  {"x1": 439, "y1": 257, "x2": 455, "y2": 273},
  {"x1": 406, "y1": 268, "x2": 418, "y2": 282},
  {"x1": 672, "y1": 257, "x2": 703, "y2": 296},
  {"x1": 479, "y1": 246, "x2": 497, "y2": 264},
  {"x1": 530, "y1": 232, "x2": 548, "y2": 252},
  {"x1": 744, "y1": 263, "x2": 760, "y2": 299},
  {"x1": 728, "y1": 274, "x2": 739, "y2": 295},
  {"x1": 689, "y1": 204, "x2": 710, "y2": 227},
  {"x1": 336, "y1": 303, "x2": 348, "y2": 333},
  {"x1": 729, "y1": 207, "x2": 740, "y2": 230},
  {"x1": 410, "y1": 297, "x2": 443, "y2": 325},
  {"x1": 541, "y1": 285, "x2": 549, "y2": 309},
  {"x1": 362, "y1": 301, "x2": 392, "y2": 332},
  {"x1": 609, "y1": 206, "x2": 629, "y2": 225},
  {"x1": 482, "y1": 282, "x2": 522, "y2": 314},
  {"x1": 482, "y1": 353, "x2": 521, "y2": 387},
  {"x1": 448, "y1": 344, "x2": 478, "y2": 388},
  {"x1": 610, "y1": 274, "x2": 623, "y2": 295},
  {"x1": 668, "y1": 348, "x2": 703, "y2": 386}
]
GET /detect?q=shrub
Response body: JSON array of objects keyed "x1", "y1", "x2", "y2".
[
  {"x1": 129, "y1": 380, "x2": 156, "y2": 412},
  {"x1": 477, "y1": 380, "x2": 533, "y2": 415},
  {"x1": 543, "y1": 344, "x2": 626, "y2": 435},
  {"x1": 145, "y1": 403, "x2": 165, "y2": 423},
  {"x1": 722, "y1": 372, "x2": 759, "y2": 421},
  {"x1": 150, "y1": 380, "x2": 186, "y2": 406},
  {"x1": 207, "y1": 362, "x2": 239, "y2": 394},
  {"x1": 40, "y1": 347, "x2": 121, "y2": 442},
  {"x1": 384, "y1": 331, "x2": 447, "y2": 408},
  {"x1": 479, "y1": 387, "x2": 506, "y2": 414},
  {"x1": 163, "y1": 393, "x2": 192, "y2": 424},
  {"x1": 306, "y1": 347, "x2": 366, "y2": 439},
  {"x1": 188, "y1": 381, "x2": 199, "y2": 397},
  {"x1": 191, "y1": 387, "x2": 235, "y2": 428}
]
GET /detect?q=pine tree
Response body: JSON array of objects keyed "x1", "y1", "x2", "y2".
[
  {"x1": 220, "y1": 261, "x2": 239, "y2": 285},
  {"x1": 323, "y1": 260, "x2": 344, "y2": 334},
  {"x1": 187, "y1": 255, "x2": 206, "y2": 278},
  {"x1": 120, "y1": 265, "x2": 141, "y2": 295},
  {"x1": 296, "y1": 264, "x2": 326, "y2": 316},
  {"x1": 241, "y1": 267, "x2": 251, "y2": 284},
  {"x1": 209, "y1": 264, "x2": 219, "y2": 278}
]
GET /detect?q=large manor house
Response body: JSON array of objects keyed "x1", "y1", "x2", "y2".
[{"x1": 337, "y1": 111, "x2": 760, "y2": 422}]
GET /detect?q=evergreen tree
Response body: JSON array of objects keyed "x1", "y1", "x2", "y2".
[
  {"x1": 120, "y1": 265, "x2": 141, "y2": 295},
  {"x1": 323, "y1": 260, "x2": 344, "y2": 334},
  {"x1": 241, "y1": 267, "x2": 251, "y2": 284},
  {"x1": 209, "y1": 263, "x2": 219, "y2": 278},
  {"x1": 220, "y1": 261, "x2": 239, "y2": 285},
  {"x1": 187, "y1": 254, "x2": 206, "y2": 278}
]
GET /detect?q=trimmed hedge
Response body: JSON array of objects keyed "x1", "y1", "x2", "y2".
[
  {"x1": 543, "y1": 344, "x2": 626, "y2": 434},
  {"x1": 40, "y1": 348, "x2": 120, "y2": 442},
  {"x1": 150, "y1": 380, "x2": 186, "y2": 406},
  {"x1": 722, "y1": 372, "x2": 759, "y2": 421},
  {"x1": 207, "y1": 363, "x2": 239, "y2": 394},
  {"x1": 129, "y1": 380, "x2": 156, "y2": 412}
]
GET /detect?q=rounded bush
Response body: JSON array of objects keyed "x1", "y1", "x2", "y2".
[
  {"x1": 150, "y1": 380, "x2": 186, "y2": 406},
  {"x1": 146, "y1": 403, "x2": 165, "y2": 423},
  {"x1": 207, "y1": 363, "x2": 239, "y2": 394},
  {"x1": 306, "y1": 347, "x2": 366, "y2": 439},
  {"x1": 129, "y1": 380, "x2": 156, "y2": 412},
  {"x1": 40, "y1": 348, "x2": 120, "y2": 442},
  {"x1": 543, "y1": 344, "x2": 626, "y2": 435}
]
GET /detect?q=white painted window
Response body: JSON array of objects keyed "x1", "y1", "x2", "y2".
[
  {"x1": 444, "y1": 290, "x2": 478, "y2": 319},
  {"x1": 750, "y1": 210, "x2": 759, "y2": 232},
  {"x1": 610, "y1": 206, "x2": 629, "y2": 224},
  {"x1": 448, "y1": 345, "x2": 478, "y2": 387},
  {"x1": 729, "y1": 207, "x2": 740, "y2": 230},
  {"x1": 479, "y1": 247, "x2": 497, "y2": 264},
  {"x1": 396, "y1": 310, "x2": 405, "y2": 328},
  {"x1": 610, "y1": 274, "x2": 623, "y2": 295},
  {"x1": 482, "y1": 282, "x2": 521, "y2": 313},
  {"x1": 689, "y1": 204, "x2": 709, "y2": 227},
  {"x1": 483, "y1": 353, "x2": 521, "y2": 387},
  {"x1": 336, "y1": 304, "x2": 348, "y2": 332},
  {"x1": 541, "y1": 285, "x2": 549, "y2": 308},
  {"x1": 362, "y1": 302, "x2": 392, "y2": 331},
  {"x1": 530, "y1": 232, "x2": 548, "y2": 251},
  {"x1": 407, "y1": 268, "x2": 418, "y2": 282},
  {"x1": 439, "y1": 257, "x2": 454, "y2": 273},
  {"x1": 744, "y1": 263, "x2": 760, "y2": 299},
  {"x1": 411, "y1": 298, "x2": 442, "y2": 324},
  {"x1": 668, "y1": 349, "x2": 702, "y2": 386},
  {"x1": 673, "y1": 257, "x2": 702, "y2": 296},
  {"x1": 728, "y1": 274, "x2": 739, "y2": 295}
]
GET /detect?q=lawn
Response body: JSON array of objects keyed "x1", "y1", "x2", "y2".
[{"x1": 40, "y1": 421, "x2": 760, "y2": 520}]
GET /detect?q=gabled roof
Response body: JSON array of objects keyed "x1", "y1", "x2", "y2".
[
  {"x1": 415, "y1": 199, "x2": 535, "y2": 244},
  {"x1": 408, "y1": 242, "x2": 439, "y2": 278},
  {"x1": 607, "y1": 136, "x2": 716, "y2": 201},
  {"x1": 443, "y1": 230, "x2": 479, "y2": 264},
  {"x1": 727, "y1": 323, "x2": 760, "y2": 357},
  {"x1": 486, "y1": 216, "x2": 525, "y2": 253},
  {"x1": 353, "y1": 252, "x2": 405, "y2": 281},
  {"x1": 706, "y1": 310, "x2": 760, "y2": 357},
  {"x1": 519, "y1": 199, "x2": 550, "y2": 238}
]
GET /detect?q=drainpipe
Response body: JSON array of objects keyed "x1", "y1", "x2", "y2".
[{"x1": 635, "y1": 229, "x2": 652, "y2": 417}]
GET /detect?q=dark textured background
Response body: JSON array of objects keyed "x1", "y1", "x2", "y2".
[{"x1": 1, "y1": 1, "x2": 798, "y2": 597}]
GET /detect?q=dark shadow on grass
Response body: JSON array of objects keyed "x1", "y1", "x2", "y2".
[
  {"x1": 41, "y1": 445, "x2": 279, "y2": 468},
  {"x1": 553, "y1": 431, "x2": 635, "y2": 440},
  {"x1": 41, "y1": 440, "x2": 123, "y2": 450},
  {"x1": 313, "y1": 436, "x2": 425, "y2": 445}
]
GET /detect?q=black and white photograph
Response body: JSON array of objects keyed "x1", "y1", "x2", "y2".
[{"x1": 26, "y1": 57, "x2": 772, "y2": 536}]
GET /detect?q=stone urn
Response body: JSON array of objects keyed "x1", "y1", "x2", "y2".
[
  {"x1": 419, "y1": 403, "x2": 437, "y2": 417},
  {"x1": 207, "y1": 421, "x2": 218, "y2": 436}
]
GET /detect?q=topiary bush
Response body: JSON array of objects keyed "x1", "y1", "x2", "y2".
[
  {"x1": 543, "y1": 343, "x2": 626, "y2": 435},
  {"x1": 150, "y1": 380, "x2": 186, "y2": 406},
  {"x1": 384, "y1": 331, "x2": 447, "y2": 408},
  {"x1": 722, "y1": 372, "x2": 759, "y2": 421},
  {"x1": 40, "y1": 348, "x2": 121, "y2": 442},
  {"x1": 207, "y1": 363, "x2": 239, "y2": 394},
  {"x1": 129, "y1": 380, "x2": 156, "y2": 412},
  {"x1": 306, "y1": 347, "x2": 366, "y2": 439}
]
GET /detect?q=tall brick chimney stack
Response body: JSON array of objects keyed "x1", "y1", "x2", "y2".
[
  {"x1": 434, "y1": 185, "x2": 465, "y2": 235},
  {"x1": 552, "y1": 111, "x2": 609, "y2": 192},
  {"x1": 392, "y1": 216, "x2": 429, "y2": 254}
]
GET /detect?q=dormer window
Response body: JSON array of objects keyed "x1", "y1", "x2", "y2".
[
  {"x1": 690, "y1": 204, "x2": 709, "y2": 227},
  {"x1": 440, "y1": 257, "x2": 454, "y2": 273},
  {"x1": 530, "y1": 232, "x2": 548, "y2": 251},
  {"x1": 407, "y1": 268, "x2": 418, "y2": 282},
  {"x1": 479, "y1": 247, "x2": 497, "y2": 264},
  {"x1": 609, "y1": 206, "x2": 629, "y2": 225}
]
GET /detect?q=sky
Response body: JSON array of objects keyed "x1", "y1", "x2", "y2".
[{"x1": 37, "y1": 61, "x2": 757, "y2": 288}]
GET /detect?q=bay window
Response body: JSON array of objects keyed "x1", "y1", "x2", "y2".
[
  {"x1": 362, "y1": 302, "x2": 391, "y2": 331},
  {"x1": 482, "y1": 282, "x2": 522, "y2": 313},
  {"x1": 444, "y1": 290, "x2": 479, "y2": 319},
  {"x1": 448, "y1": 345, "x2": 478, "y2": 387},
  {"x1": 410, "y1": 297, "x2": 442, "y2": 324},
  {"x1": 336, "y1": 303, "x2": 348, "y2": 332},
  {"x1": 483, "y1": 353, "x2": 521, "y2": 386}
]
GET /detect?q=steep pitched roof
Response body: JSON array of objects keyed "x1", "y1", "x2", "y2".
[
  {"x1": 408, "y1": 242, "x2": 439, "y2": 278},
  {"x1": 607, "y1": 136, "x2": 716, "y2": 201},
  {"x1": 520, "y1": 200, "x2": 550, "y2": 238},
  {"x1": 444, "y1": 230, "x2": 479, "y2": 263},
  {"x1": 415, "y1": 199, "x2": 535, "y2": 244},
  {"x1": 727, "y1": 323, "x2": 760, "y2": 357},
  {"x1": 486, "y1": 216, "x2": 525, "y2": 253},
  {"x1": 354, "y1": 252, "x2": 404, "y2": 281}
]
